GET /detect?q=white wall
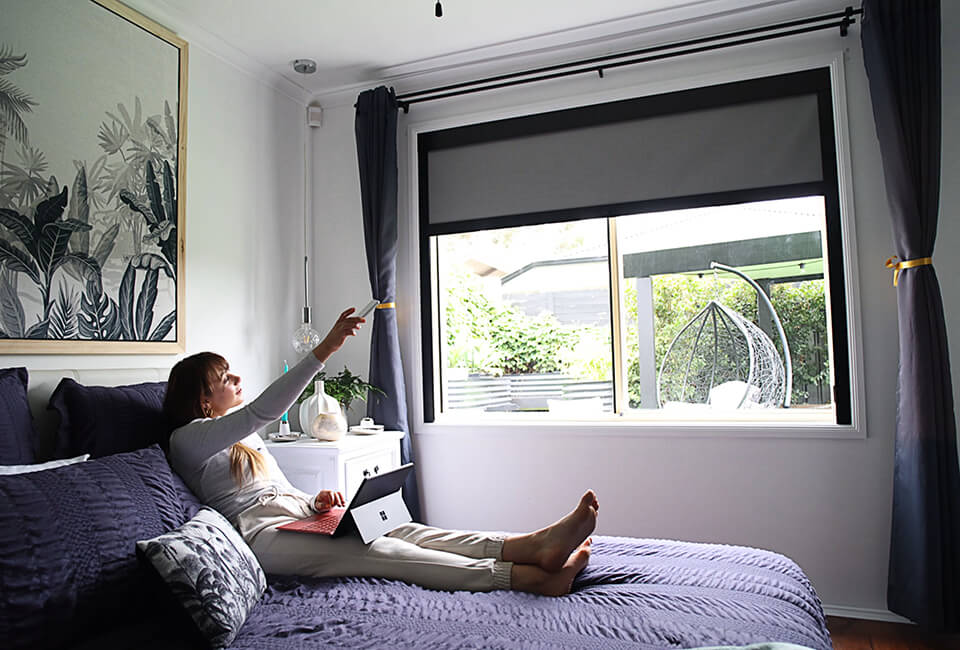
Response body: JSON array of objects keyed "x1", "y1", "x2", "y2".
[
  {"x1": 1, "y1": 39, "x2": 307, "y2": 432},
  {"x1": 941, "y1": 2, "x2": 960, "y2": 420},
  {"x1": 307, "y1": 109, "x2": 375, "y2": 423},
  {"x1": 177, "y1": 47, "x2": 306, "y2": 409},
  {"x1": 309, "y1": 3, "x2": 960, "y2": 620}
]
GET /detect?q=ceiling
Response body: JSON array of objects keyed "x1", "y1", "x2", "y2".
[{"x1": 124, "y1": 0, "x2": 832, "y2": 99}]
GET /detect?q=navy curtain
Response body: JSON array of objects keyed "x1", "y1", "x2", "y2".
[
  {"x1": 355, "y1": 86, "x2": 422, "y2": 522},
  {"x1": 862, "y1": 0, "x2": 960, "y2": 630}
]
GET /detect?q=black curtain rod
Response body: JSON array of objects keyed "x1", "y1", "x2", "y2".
[{"x1": 395, "y1": 5, "x2": 861, "y2": 111}]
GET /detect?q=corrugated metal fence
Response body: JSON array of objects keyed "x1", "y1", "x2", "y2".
[{"x1": 444, "y1": 373, "x2": 614, "y2": 412}]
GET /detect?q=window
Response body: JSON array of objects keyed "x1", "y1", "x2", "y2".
[
  {"x1": 615, "y1": 196, "x2": 835, "y2": 420},
  {"x1": 419, "y1": 68, "x2": 851, "y2": 425},
  {"x1": 437, "y1": 219, "x2": 613, "y2": 415}
]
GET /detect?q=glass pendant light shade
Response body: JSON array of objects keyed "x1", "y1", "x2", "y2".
[
  {"x1": 292, "y1": 318, "x2": 321, "y2": 353},
  {"x1": 292, "y1": 256, "x2": 321, "y2": 353}
]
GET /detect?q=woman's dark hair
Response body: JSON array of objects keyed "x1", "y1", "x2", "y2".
[
  {"x1": 165, "y1": 352, "x2": 267, "y2": 485},
  {"x1": 164, "y1": 352, "x2": 229, "y2": 428}
]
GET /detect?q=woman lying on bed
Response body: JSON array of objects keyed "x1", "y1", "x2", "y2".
[{"x1": 165, "y1": 308, "x2": 598, "y2": 597}]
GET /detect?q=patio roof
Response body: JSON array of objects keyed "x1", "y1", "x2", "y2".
[{"x1": 623, "y1": 231, "x2": 824, "y2": 279}]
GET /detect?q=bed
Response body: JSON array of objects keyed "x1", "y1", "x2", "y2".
[{"x1": 0, "y1": 366, "x2": 832, "y2": 649}]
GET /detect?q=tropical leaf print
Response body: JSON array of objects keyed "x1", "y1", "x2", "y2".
[
  {"x1": 0, "y1": 85, "x2": 178, "y2": 343},
  {"x1": 0, "y1": 269, "x2": 24, "y2": 338},
  {"x1": 136, "y1": 509, "x2": 266, "y2": 648},
  {"x1": 79, "y1": 281, "x2": 122, "y2": 340},
  {"x1": 47, "y1": 283, "x2": 79, "y2": 339},
  {"x1": 0, "y1": 44, "x2": 36, "y2": 149},
  {"x1": 0, "y1": 144, "x2": 48, "y2": 207},
  {"x1": 118, "y1": 253, "x2": 174, "y2": 341}
]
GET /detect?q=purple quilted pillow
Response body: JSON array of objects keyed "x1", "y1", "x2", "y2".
[
  {"x1": 48, "y1": 378, "x2": 169, "y2": 459},
  {"x1": 0, "y1": 444, "x2": 188, "y2": 649},
  {"x1": 169, "y1": 469, "x2": 204, "y2": 520},
  {"x1": 0, "y1": 367, "x2": 36, "y2": 465}
]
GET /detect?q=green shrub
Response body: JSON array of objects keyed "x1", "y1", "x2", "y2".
[
  {"x1": 444, "y1": 269, "x2": 579, "y2": 376},
  {"x1": 770, "y1": 281, "x2": 829, "y2": 403}
]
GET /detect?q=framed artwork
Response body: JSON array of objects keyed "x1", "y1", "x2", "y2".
[{"x1": 0, "y1": 0, "x2": 187, "y2": 353}]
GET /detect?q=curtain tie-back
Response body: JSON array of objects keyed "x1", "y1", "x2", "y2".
[
  {"x1": 376, "y1": 302, "x2": 396, "y2": 309},
  {"x1": 885, "y1": 256, "x2": 933, "y2": 287}
]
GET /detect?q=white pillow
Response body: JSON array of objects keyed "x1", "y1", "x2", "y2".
[
  {"x1": 708, "y1": 380, "x2": 760, "y2": 409},
  {"x1": 136, "y1": 507, "x2": 267, "y2": 647},
  {"x1": 0, "y1": 454, "x2": 91, "y2": 475}
]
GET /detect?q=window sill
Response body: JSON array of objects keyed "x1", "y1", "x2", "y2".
[{"x1": 416, "y1": 410, "x2": 864, "y2": 440}]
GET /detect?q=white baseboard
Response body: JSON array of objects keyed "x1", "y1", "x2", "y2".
[{"x1": 822, "y1": 604, "x2": 914, "y2": 624}]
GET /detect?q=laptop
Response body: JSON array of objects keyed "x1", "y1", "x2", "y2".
[{"x1": 277, "y1": 463, "x2": 414, "y2": 544}]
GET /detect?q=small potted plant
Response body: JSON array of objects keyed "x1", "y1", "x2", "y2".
[{"x1": 296, "y1": 367, "x2": 385, "y2": 441}]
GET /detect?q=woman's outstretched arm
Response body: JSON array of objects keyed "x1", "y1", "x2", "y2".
[{"x1": 170, "y1": 309, "x2": 364, "y2": 468}]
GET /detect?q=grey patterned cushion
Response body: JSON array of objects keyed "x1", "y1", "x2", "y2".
[{"x1": 136, "y1": 507, "x2": 266, "y2": 648}]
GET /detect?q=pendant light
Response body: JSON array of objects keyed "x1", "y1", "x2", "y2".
[{"x1": 291, "y1": 59, "x2": 321, "y2": 353}]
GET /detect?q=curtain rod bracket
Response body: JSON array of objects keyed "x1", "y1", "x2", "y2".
[
  {"x1": 840, "y1": 6, "x2": 855, "y2": 37},
  {"x1": 597, "y1": 68, "x2": 604, "y2": 79}
]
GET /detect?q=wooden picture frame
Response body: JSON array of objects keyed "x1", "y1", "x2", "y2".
[{"x1": 0, "y1": 0, "x2": 187, "y2": 353}]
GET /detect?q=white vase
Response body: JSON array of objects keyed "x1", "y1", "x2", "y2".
[
  {"x1": 299, "y1": 381, "x2": 346, "y2": 441},
  {"x1": 298, "y1": 381, "x2": 320, "y2": 432}
]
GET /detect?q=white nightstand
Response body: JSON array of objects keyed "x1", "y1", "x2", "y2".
[{"x1": 266, "y1": 431, "x2": 404, "y2": 500}]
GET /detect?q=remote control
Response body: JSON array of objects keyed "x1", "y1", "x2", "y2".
[{"x1": 357, "y1": 299, "x2": 380, "y2": 318}]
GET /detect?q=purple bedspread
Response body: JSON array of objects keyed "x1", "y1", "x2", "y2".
[{"x1": 230, "y1": 535, "x2": 832, "y2": 650}]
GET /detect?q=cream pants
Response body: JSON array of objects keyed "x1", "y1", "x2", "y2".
[{"x1": 235, "y1": 494, "x2": 513, "y2": 592}]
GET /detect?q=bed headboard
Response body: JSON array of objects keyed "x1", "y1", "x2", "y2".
[{"x1": 26, "y1": 367, "x2": 171, "y2": 461}]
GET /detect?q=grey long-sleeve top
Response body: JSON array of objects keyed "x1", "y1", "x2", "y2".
[{"x1": 168, "y1": 353, "x2": 324, "y2": 524}]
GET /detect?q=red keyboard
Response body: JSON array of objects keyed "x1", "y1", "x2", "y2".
[{"x1": 285, "y1": 508, "x2": 346, "y2": 534}]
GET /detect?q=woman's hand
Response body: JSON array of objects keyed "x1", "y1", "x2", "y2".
[
  {"x1": 314, "y1": 489, "x2": 345, "y2": 512},
  {"x1": 312, "y1": 308, "x2": 365, "y2": 363}
]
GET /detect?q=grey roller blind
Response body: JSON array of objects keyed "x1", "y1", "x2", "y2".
[{"x1": 426, "y1": 93, "x2": 823, "y2": 227}]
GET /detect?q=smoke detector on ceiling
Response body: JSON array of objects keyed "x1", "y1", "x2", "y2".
[{"x1": 293, "y1": 59, "x2": 317, "y2": 74}]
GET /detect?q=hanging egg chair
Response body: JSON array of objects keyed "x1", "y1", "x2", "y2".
[{"x1": 656, "y1": 263, "x2": 792, "y2": 410}]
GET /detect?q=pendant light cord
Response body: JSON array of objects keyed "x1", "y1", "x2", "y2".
[
  {"x1": 302, "y1": 108, "x2": 311, "y2": 318},
  {"x1": 291, "y1": 61, "x2": 321, "y2": 351}
]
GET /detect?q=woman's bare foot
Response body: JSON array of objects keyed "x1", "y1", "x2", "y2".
[
  {"x1": 511, "y1": 542, "x2": 591, "y2": 597},
  {"x1": 502, "y1": 490, "x2": 599, "y2": 572}
]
